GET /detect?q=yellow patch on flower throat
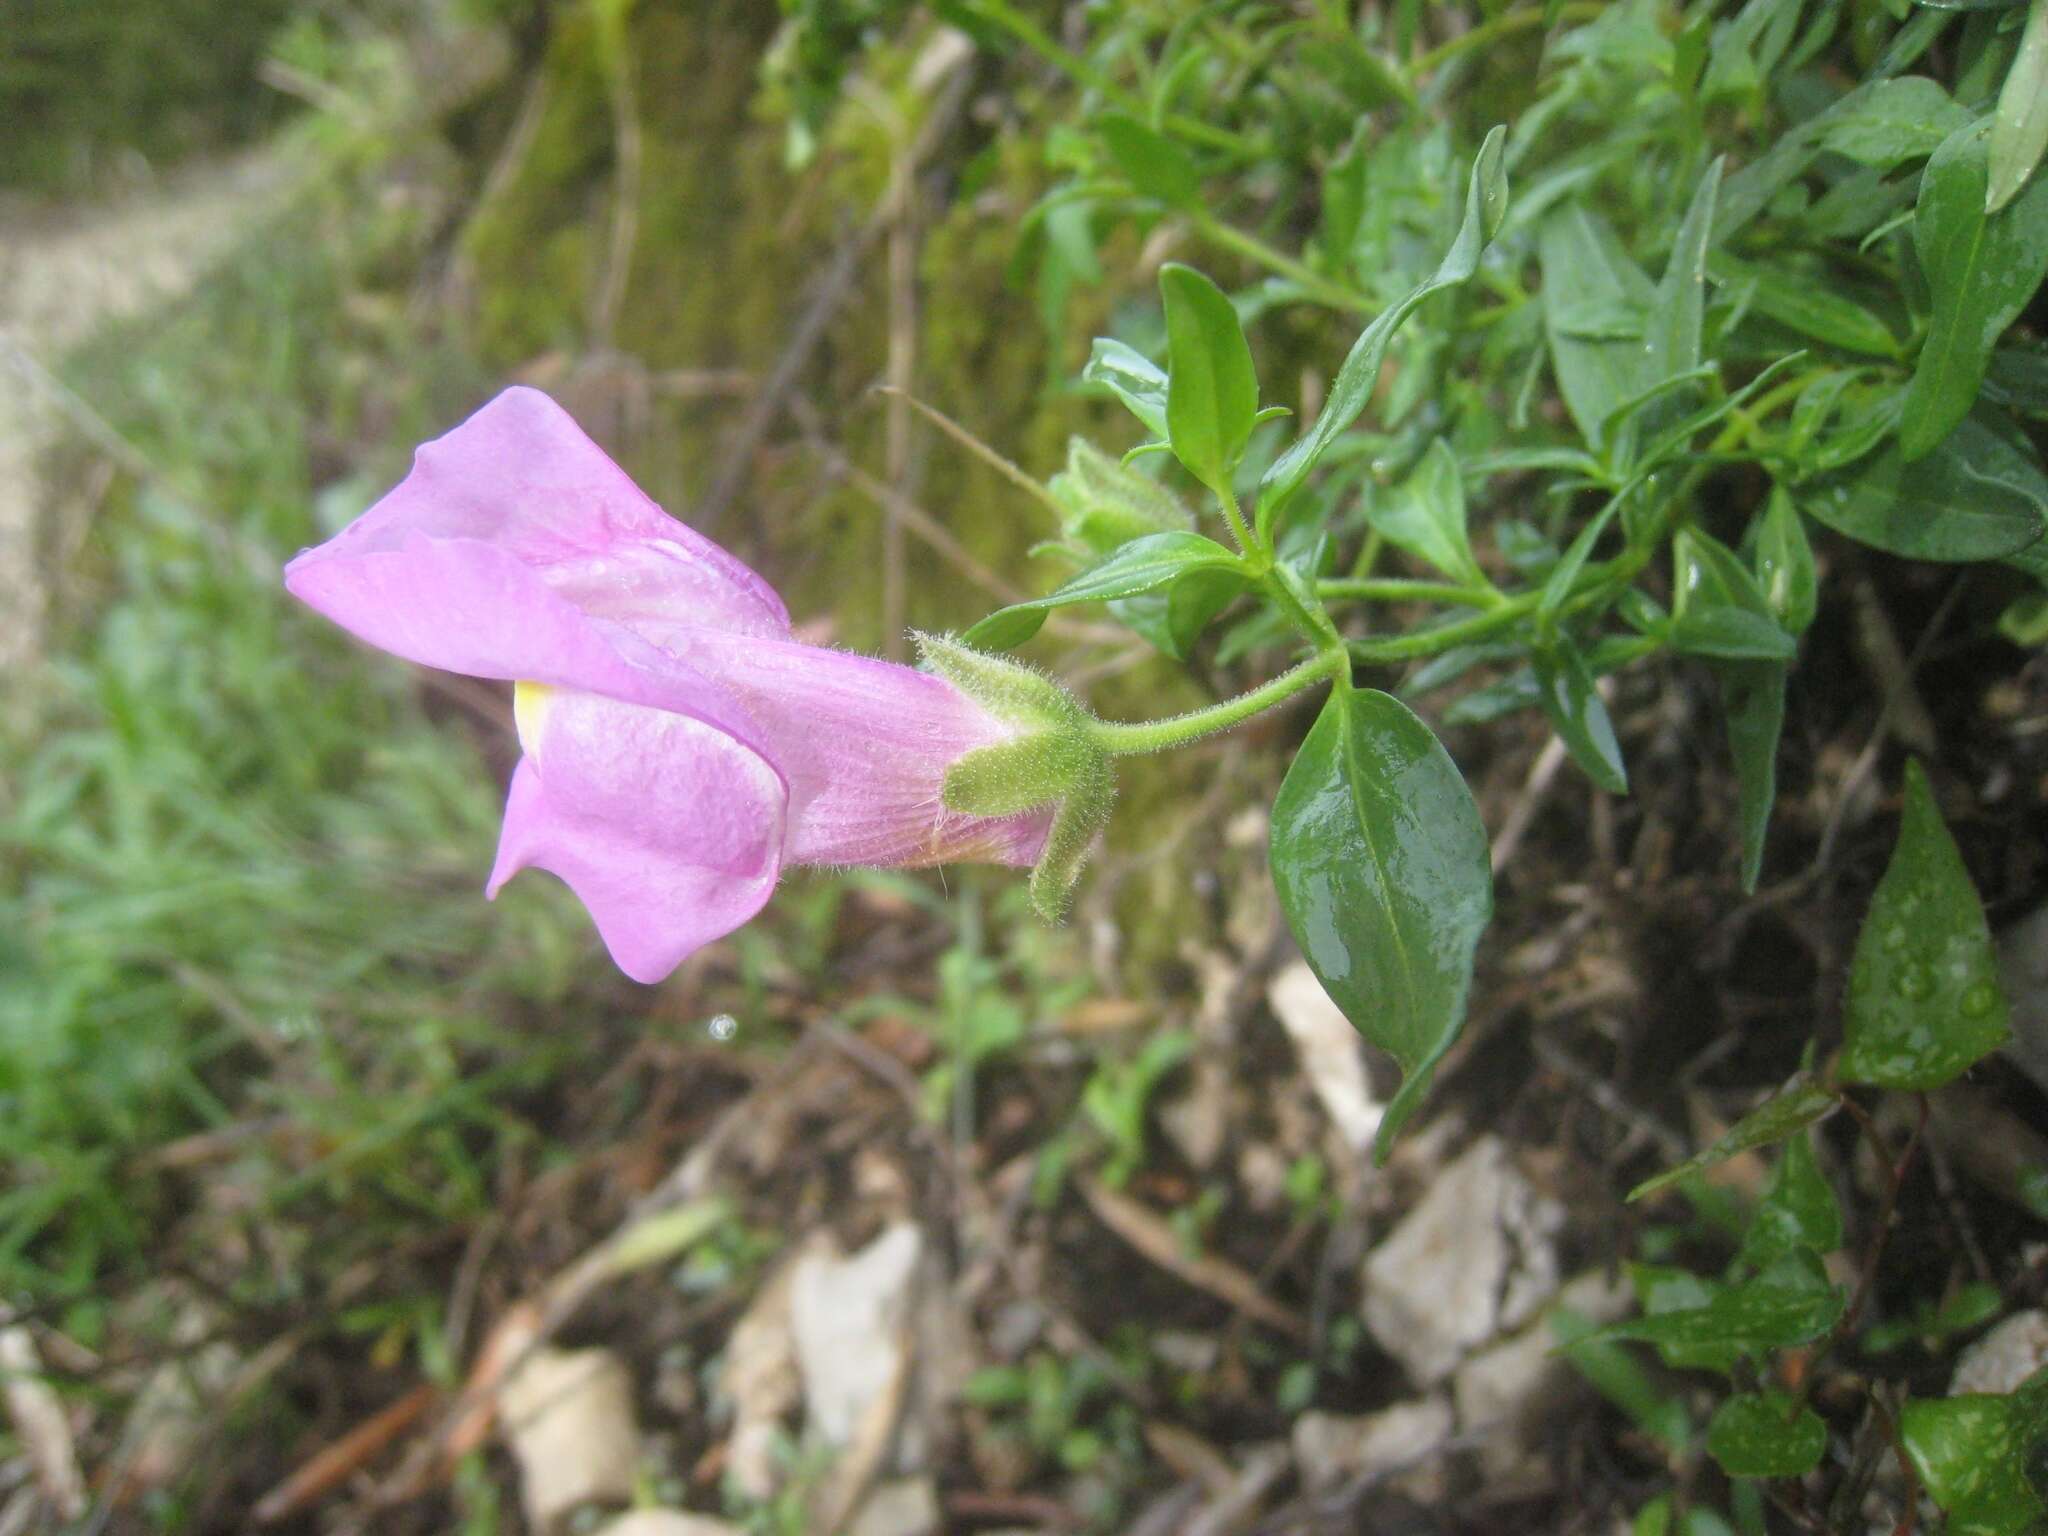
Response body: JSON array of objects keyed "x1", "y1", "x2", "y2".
[{"x1": 513, "y1": 681, "x2": 556, "y2": 756}]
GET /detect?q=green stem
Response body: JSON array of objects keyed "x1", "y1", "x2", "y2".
[
  {"x1": 1318, "y1": 577, "x2": 1503, "y2": 608},
  {"x1": 1347, "y1": 595, "x2": 1535, "y2": 663},
  {"x1": 1218, "y1": 486, "x2": 1258, "y2": 557},
  {"x1": 1347, "y1": 528, "x2": 1385, "y2": 582},
  {"x1": 1089, "y1": 653, "x2": 1342, "y2": 756},
  {"x1": 1407, "y1": 2, "x2": 1607, "y2": 76},
  {"x1": 1189, "y1": 212, "x2": 1373, "y2": 312}
]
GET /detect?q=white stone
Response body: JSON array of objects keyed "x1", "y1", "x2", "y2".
[
  {"x1": 1362, "y1": 1136, "x2": 1566, "y2": 1385},
  {"x1": 790, "y1": 1223, "x2": 922, "y2": 1445},
  {"x1": 591, "y1": 1513, "x2": 743, "y2": 1536},
  {"x1": 718, "y1": 1247, "x2": 807, "y2": 1500},
  {"x1": 1952, "y1": 1309, "x2": 2048, "y2": 1396},
  {"x1": 500, "y1": 1348, "x2": 640, "y2": 1531},
  {"x1": 1452, "y1": 1271, "x2": 1633, "y2": 1479},
  {"x1": 846, "y1": 1476, "x2": 942, "y2": 1536},
  {"x1": 1291, "y1": 1395, "x2": 1453, "y2": 1499},
  {"x1": 1267, "y1": 961, "x2": 1385, "y2": 1154}
]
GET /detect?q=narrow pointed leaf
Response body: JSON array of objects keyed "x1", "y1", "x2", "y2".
[
  {"x1": 1839, "y1": 760, "x2": 2010, "y2": 1089},
  {"x1": 1628, "y1": 1076, "x2": 1838, "y2": 1201},
  {"x1": 1716, "y1": 660, "x2": 1788, "y2": 892},
  {"x1": 1098, "y1": 114, "x2": 1201, "y2": 208},
  {"x1": 1541, "y1": 203, "x2": 1657, "y2": 451},
  {"x1": 1591, "y1": 1252, "x2": 1844, "y2": 1355},
  {"x1": 1084, "y1": 338, "x2": 1170, "y2": 439},
  {"x1": 1671, "y1": 529, "x2": 1798, "y2": 662},
  {"x1": 1754, "y1": 487, "x2": 1818, "y2": 634},
  {"x1": 1533, "y1": 639, "x2": 1628, "y2": 792},
  {"x1": 1707, "y1": 249, "x2": 1902, "y2": 357},
  {"x1": 1648, "y1": 159, "x2": 1722, "y2": 385},
  {"x1": 1802, "y1": 412, "x2": 2048, "y2": 562},
  {"x1": 1900, "y1": 120, "x2": 2048, "y2": 460},
  {"x1": 1107, "y1": 563, "x2": 1251, "y2": 659},
  {"x1": 962, "y1": 531, "x2": 1245, "y2": 650},
  {"x1": 1989, "y1": 0, "x2": 2048, "y2": 213},
  {"x1": 1259, "y1": 126, "x2": 1507, "y2": 531},
  {"x1": 1708, "y1": 1393, "x2": 1828, "y2": 1478},
  {"x1": 1269, "y1": 688, "x2": 1493, "y2": 1160},
  {"x1": 1367, "y1": 438, "x2": 1486, "y2": 586},
  {"x1": 1739, "y1": 1126, "x2": 1843, "y2": 1271},
  {"x1": 1161, "y1": 263, "x2": 1259, "y2": 496}
]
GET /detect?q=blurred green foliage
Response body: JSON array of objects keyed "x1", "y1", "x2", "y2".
[{"x1": 0, "y1": 0, "x2": 297, "y2": 189}]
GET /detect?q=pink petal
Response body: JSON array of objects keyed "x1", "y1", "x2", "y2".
[
  {"x1": 285, "y1": 528, "x2": 769, "y2": 751},
  {"x1": 488, "y1": 690, "x2": 786, "y2": 984},
  {"x1": 674, "y1": 633, "x2": 1053, "y2": 869},
  {"x1": 282, "y1": 387, "x2": 794, "y2": 742},
  {"x1": 293, "y1": 387, "x2": 787, "y2": 639}
]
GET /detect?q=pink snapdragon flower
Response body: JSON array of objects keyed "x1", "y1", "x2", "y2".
[{"x1": 285, "y1": 387, "x2": 1049, "y2": 983}]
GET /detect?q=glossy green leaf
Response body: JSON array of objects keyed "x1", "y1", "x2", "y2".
[
  {"x1": 1596, "y1": 1251, "x2": 1844, "y2": 1358},
  {"x1": 1084, "y1": 338, "x2": 1170, "y2": 439},
  {"x1": 1098, "y1": 114, "x2": 1200, "y2": 208},
  {"x1": 1989, "y1": 0, "x2": 2048, "y2": 213},
  {"x1": 962, "y1": 531, "x2": 1245, "y2": 650},
  {"x1": 1624, "y1": 1265, "x2": 1744, "y2": 1374},
  {"x1": 1738, "y1": 1126, "x2": 1843, "y2": 1271},
  {"x1": 1801, "y1": 378, "x2": 1905, "y2": 476},
  {"x1": 1700, "y1": 0, "x2": 1802, "y2": 103},
  {"x1": 1259, "y1": 126, "x2": 1507, "y2": 531},
  {"x1": 1839, "y1": 760, "x2": 2011, "y2": 1090},
  {"x1": 1442, "y1": 670, "x2": 1541, "y2": 725},
  {"x1": 1161, "y1": 263, "x2": 1259, "y2": 496},
  {"x1": 1550, "y1": 298, "x2": 1648, "y2": 340},
  {"x1": 1716, "y1": 660, "x2": 1789, "y2": 892},
  {"x1": 1533, "y1": 638, "x2": 1628, "y2": 793},
  {"x1": 1269, "y1": 687, "x2": 1493, "y2": 1160},
  {"x1": 1541, "y1": 203, "x2": 1657, "y2": 452},
  {"x1": 1670, "y1": 610, "x2": 1796, "y2": 662},
  {"x1": 1106, "y1": 564, "x2": 1251, "y2": 660},
  {"x1": 1367, "y1": 439, "x2": 1486, "y2": 586},
  {"x1": 1707, "y1": 1392, "x2": 1829, "y2": 1479},
  {"x1": 1814, "y1": 75, "x2": 1973, "y2": 168},
  {"x1": 1707, "y1": 249, "x2": 1902, "y2": 357},
  {"x1": 1900, "y1": 120, "x2": 2048, "y2": 460},
  {"x1": 1802, "y1": 411, "x2": 2048, "y2": 561},
  {"x1": 1629, "y1": 1077, "x2": 1839, "y2": 1201},
  {"x1": 1716, "y1": 76, "x2": 1959, "y2": 242},
  {"x1": 1670, "y1": 529, "x2": 1798, "y2": 661},
  {"x1": 1901, "y1": 1371, "x2": 2048, "y2": 1536},
  {"x1": 1753, "y1": 487, "x2": 1818, "y2": 634}
]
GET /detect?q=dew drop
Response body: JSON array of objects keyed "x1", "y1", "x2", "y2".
[
  {"x1": 1880, "y1": 925, "x2": 1910, "y2": 955},
  {"x1": 1962, "y1": 983, "x2": 1999, "y2": 1018},
  {"x1": 1896, "y1": 966, "x2": 1933, "y2": 1002},
  {"x1": 707, "y1": 1013, "x2": 737, "y2": 1041}
]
